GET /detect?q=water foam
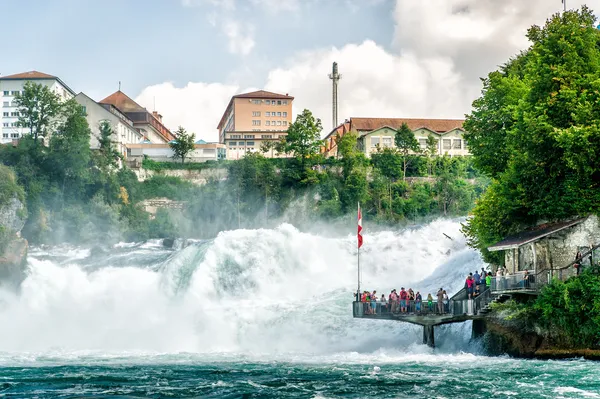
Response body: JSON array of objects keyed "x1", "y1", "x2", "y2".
[{"x1": 0, "y1": 219, "x2": 484, "y2": 357}]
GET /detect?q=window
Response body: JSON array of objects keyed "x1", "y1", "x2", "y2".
[
  {"x1": 203, "y1": 148, "x2": 216, "y2": 154},
  {"x1": 2, "y1": 112, "x2": 8, "y2": 117},
  {"x1": 283, "y1": 121, "x2": 288, "y2": 126},
  {"x1": 238, "y1": 141, "x2": 245, "y2": 146},
  {"x1": 371, "y1": 137, "x2": 380, "y2": 147},
  {"x1": 2, "y1": 91, "x2": 8, "y2": 96},
  {"x1": 11, "y1": 133, "x2": 19, "y2": 138},
  {"x1": 2, "y1": 133, "x2": 7, "y2": 138},
  {"x1": 2, "y1": 102, "x2": 8, "y2": 107},
  {"x1": 252, "y1": 100, "x2": 261, "y2": 104},
  {"x1": 231, "y1": 134, "x2": 241, "y2": 139},
  {"x1": 244, "y1": 135, "x2": 255, "y2": 139},
  {"x1": 252, "y1": 111, "x2": 261, "y2": 117},
  {"x1": 419, "y1": 138, "x2": 427, "y2": 147},
  {"x1": 265, "y1": 100, "x2": 271, "y2": 105},
  {"x1": 442, "y1": 139, "x2": 452, "y2": 150},
  {"x1": 2, "y1": 123, "x2": 8, "y2": 127},
  {"x1": 283, "y1": 100, "x2": 288, "y2": 105},
  {"x1": 453, "y1": 139, "x2": 462, "y2": 149},
  {"x1": 277, "y1": 121, "x2": 282, "y2": 126},
  {"x1": 265, "y1": 121, "x2": 270, "y2": 126},
  {"x1": 277, "y1": 100, "x2": 282, "y2": 105},
  {"x1": 277, "y1": 112, "x2": 281, "y2": 117},
  {"x1": 246, "y1": 141, "x2": 255, "y2": 146},
  {"x1": 10, "y1": 112, "x2": 18, "y2": 117},
  {"x1": 252, "y1": 129, "x2": 260, "y2": 131},
  {"x1": 382, "y1": 137, "x2": 392, "y2": 147},
  {"x1": 11, "y1": 122, "x2": 18, "y2": 127},
  {"x1": 283, "y1": 112, "x2": 287, "y2": 117},
  {"x1": 252, "y1": 120, "x2": 261, "y2": 126},
  {"x1": 271, "y1": 120, "x2": 276, "y2": 125},
  {"x1": 11, "y1": 91, "x2": 19, "y2": 95},
  {"x1": 262, "y1": 135, "x2": 272, "y2": 139},
  {"x1": 265, "y1": 112, "x2": 270, "y2": 117}
]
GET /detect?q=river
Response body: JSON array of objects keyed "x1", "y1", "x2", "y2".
[{"x1": 0, "y1": 219, "x2": 598, "y2": 398}]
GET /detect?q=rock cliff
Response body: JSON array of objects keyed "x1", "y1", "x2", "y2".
[{"x1": 0, "y1": 169, "x2": 28, "y2": 289}]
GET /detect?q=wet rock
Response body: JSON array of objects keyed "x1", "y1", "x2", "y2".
[
  {"x1": 162, "y1": 238, "x2": 176, "y2": 248},
  {"x1": 0, "y1": 237, "x2": 28, "y2": 291}
]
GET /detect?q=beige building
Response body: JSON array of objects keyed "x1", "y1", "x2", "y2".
[
  {"x1": 323, "y1": 117, "x2": 468, "y2": 158},
  {"x1": 217, "y1": 90, "x2": 294, "y2": 159}
]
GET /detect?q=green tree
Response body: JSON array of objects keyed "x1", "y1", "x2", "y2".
[
  {"x1": 48, "y1": 100, "x2": 92, "y2": 201},
  {"x1": 96, "y1": 120, "x2": 122, "y2": 171},
  {"x1": 425, "y1": 135, "x2": 438, "y2": 176},
  {"x1": 394, "y1": 123, "x2": 420, "y2": 180},
  {"x1": 170, "y1": 126, "x2": 196, "y2": 163},
  {"x1": 283, "y1": 109, "x2": 323, "y2": 170},
  {"x1": 463, "y1": 7, "x2": 600, "y2": 262},
  {"x1": 14, "y1": 81, "x2": 63, "y2": 145}
]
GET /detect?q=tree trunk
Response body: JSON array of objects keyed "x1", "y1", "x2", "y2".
[{"x1": 403, "y1": 157, "x2": 407, "y2": 181}]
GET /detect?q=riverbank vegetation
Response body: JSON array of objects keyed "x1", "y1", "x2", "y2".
[
  {"x1": 488, "y1": 266, "x2": 600, "y2": 351},
  {"x1": 1, "y1": 83, "x2": 486, "y2": 246},
  {"x1": 462, "y1": 6, "x2": 600, "y2": 352},
  {"x1": 463, "y1": 7, "x2": 600, "y2": 263}
]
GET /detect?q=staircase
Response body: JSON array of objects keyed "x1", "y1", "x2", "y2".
[{"x1": 478, "y1": 293, "x2": 512, "y2": 315}]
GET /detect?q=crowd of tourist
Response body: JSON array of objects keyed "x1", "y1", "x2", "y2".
[
  {"x1": 358, "y1": 287, "x2": 450, "y2": 315},
  {"x1": 464, "y1": 267, "x2": 493, "y2": 299}
]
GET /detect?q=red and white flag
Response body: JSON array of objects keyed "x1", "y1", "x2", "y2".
[{"x1": 357, "y1": 203, "x2": 363, "y2": 249}]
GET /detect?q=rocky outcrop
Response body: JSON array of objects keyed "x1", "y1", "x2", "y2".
[
  {"x1": 0, "y1": 237, "x2": 28, "y2": 289},
  {"x1": 0, "y1": 195, "x2": 28, "y2": 289},
  {"x1": 0, "y1": 197, "x2": 26, "y2": 233},
  {"x1": 481, "y1": 311, "x2": 600, "y2": 360}
]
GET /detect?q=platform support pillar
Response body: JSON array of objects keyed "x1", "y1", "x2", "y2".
[
  {"x1": 471, "y1": 319, "x2": 487, "y2": 340},
  {"x1": 423, "y1": 325, "x2": 435, "y2": 348}
]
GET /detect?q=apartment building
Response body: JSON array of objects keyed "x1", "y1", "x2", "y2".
[
  {"x1": 75, "y1": 92, "x2": 143, "y2": 159},
  {"x1": 0, "y1": 71, "x2": 75, "y2": 144},
  {"x1": 323, "y1": 117, "x2": 468, "y2": 158},
  {"x1": 100, "y1": 90, "x2": 175, "y2": 143},
  {"x1": 217, "y1": 90, "x2": 294, "y2": 159}
]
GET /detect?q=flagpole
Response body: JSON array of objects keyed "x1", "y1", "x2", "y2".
[{"x1": 357, "y1": 202, "x2": 361, "y2": 301}]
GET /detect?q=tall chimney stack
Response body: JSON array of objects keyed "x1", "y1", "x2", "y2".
[{"x1": 328, "y1": 62, "x2": 342, "y2": 130}]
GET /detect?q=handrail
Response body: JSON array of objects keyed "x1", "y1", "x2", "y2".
[{"x1": 539, "y1": 242, "x2": 600, "y2": 275}]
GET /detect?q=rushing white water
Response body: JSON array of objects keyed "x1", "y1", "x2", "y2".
[{"x1": 0, "y1": 219, "x2": 485, "y2": 356}]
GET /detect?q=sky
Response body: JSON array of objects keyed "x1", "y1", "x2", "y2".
[{"x1": 2, "y1": 0, "x2": 600, "y2": 141}]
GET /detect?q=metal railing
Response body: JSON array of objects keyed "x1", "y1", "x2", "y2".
[
  {"x1": 490, "y1": 272, "x2": 538, "y2": 293},
  {"x1": 353, "y1": 299, "x2": 451, "y2": 317},
  {"x1": 451, "y1": 285, "x2": 491, "y2": 316}
]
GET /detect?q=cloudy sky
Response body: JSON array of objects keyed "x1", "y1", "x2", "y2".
[{"x1": 3, "y1": 0, "x2": 599, "y2": 141}]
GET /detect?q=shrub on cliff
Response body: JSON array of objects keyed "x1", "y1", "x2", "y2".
[
  {"x1": 0, "y1": 165, "x2": 25, "y2": 208},
  {"x1": 533, "y1": 269, "x2": 600, "y2": 349}
]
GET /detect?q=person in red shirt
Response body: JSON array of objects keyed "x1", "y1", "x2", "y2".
[
  {"x1": 399, "y1": 287, "x2": 408, "y2": 313},
  {"x1": 466, "y1": 274, "x2": 474, "y2": 299}
]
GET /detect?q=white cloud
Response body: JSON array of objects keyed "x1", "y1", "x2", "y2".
[
  {"x1": 135, "y1": 82, "x2": 244, "y2": 141},
  {"x1": 223, "y1": 19, "x2": 255, "y2": 56},
  {"x1": 142, "y1": 0, "x2": 600, "y2": 141},
  {"x1": 250, "y1": 0, "x2": 300, "y2": 13}
]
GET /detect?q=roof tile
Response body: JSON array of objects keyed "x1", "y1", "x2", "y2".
[{"x1": 0, "y1": 71, "x2": 57, "y2": 80}]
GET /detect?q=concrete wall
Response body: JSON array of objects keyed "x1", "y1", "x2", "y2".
[
  {"x1": 127, "y1": 143, "x2": 225, "y2": 163},
  {"x1": 504, "y1": 216, "x2": 600, "y2": 280},
  {"x1": 133, "y1": 167, "x2": 228, "y2": 186}
]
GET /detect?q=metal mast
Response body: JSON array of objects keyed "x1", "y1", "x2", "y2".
[{"x1": 328, "y1": 62, "x2": 342, "y2": 129}]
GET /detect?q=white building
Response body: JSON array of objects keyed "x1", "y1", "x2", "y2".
[
  {"x1": 0, "y1": 71, "x2": 75, "y2": 144},
  {"x1": 74, "y1": 92, "x2": 143, "y2": 159}
]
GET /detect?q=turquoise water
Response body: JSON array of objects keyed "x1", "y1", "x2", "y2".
[
  {"x1": 0, "y1": 354, "x2": 599, "y2": 398},
  {"x1": 1, "y1": 222, "x2": 598, "y2": 398}
]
